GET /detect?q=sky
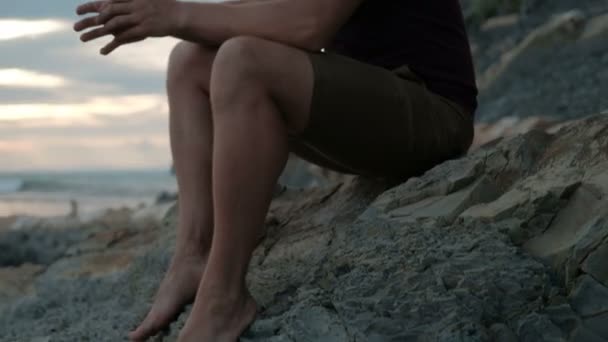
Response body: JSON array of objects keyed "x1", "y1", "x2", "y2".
[{"x1": 0, "y1": 0, "x2": 189, "y2": 171}]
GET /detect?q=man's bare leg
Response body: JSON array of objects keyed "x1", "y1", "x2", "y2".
[
  {"x1": 129, "y1": 42, "x2": 218, "y2": 341},
  {"x1": 177, "y1": 36, "x2": 314, "y2": 341}
]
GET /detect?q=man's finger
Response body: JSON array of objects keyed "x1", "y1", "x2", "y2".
[
  {"x1": 80, "y1": 26, "x2": 109, "y2": 42},
  {"x1": 100, "y1": 39, "x2": 123, "y2": 55},
  {"x1": 101, "y1": 27, "x2": 145, "y2": 55},
  {"x1": 104, "y1": 15, "x2": 138, "y2": 34},
  {"x1": 98, "y1": 3, "x2": 133, "y2": 25},
  {"x1": 74, "y1": 16, "x2": 100, "y2": 32},
  {"x1": 76, "y1": 1, "x2": 108, "y2": 15}
]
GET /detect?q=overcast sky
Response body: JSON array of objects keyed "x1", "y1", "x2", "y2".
[{"x1": 0, "y1": 0, "x2": 188, "y2": 171}]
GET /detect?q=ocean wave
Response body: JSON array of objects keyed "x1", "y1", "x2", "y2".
[
  {"x1": 16, "y1": 179, "x2": 158, "y2": 196},
  {"x1": 18, "y1": 179, "x2": 86, "y2": 192},
  {"x1": 0, "y1": 171, "x2": 176, "y2": 197},
  {"x1": 0, "y1": 178, "x2": 23, "y2": 194}
]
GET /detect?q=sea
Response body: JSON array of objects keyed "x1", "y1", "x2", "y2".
[{"x1": 0, "y1": 169, "x2": 177, "y2": 219}]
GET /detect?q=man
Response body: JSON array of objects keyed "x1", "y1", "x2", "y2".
[{"x1": 74, "y1": 0, "x2": 477, "y2": 340}]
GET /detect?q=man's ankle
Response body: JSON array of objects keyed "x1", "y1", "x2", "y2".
[{"x1": 173, "y1": 241, "x2": 210, "y2": 260}]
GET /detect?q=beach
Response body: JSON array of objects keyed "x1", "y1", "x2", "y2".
[{"x1": 0, "y1": 169, "x2": 177, "y2": 223}]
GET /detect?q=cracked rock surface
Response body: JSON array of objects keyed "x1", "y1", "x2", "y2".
[{"x1": 2, "y1": 114, "x2": 608, "y2": 341}]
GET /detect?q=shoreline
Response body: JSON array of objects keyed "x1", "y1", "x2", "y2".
[{"x1": 0, "y1": 190, "x2": 177, "y2": 233}]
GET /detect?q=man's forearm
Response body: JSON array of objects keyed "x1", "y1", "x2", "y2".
[
  {"x1": 74, "y1": 0, "x2": 361, "y2": 55},
  {"x1": 172, "y1": 0, "x2": 323, "y2": 50}
]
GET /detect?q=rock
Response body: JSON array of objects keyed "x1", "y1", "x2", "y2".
[
  {"x1": 544, "y1": 304, "x2": 582, "y2": 336},
  {"x1": 472, "y1": 3, "x2": 608, "y2": 123},
  {"x1": 581, "y1": 242, "x2": 608, "y2": 287},
  {"x1": 43, "y1": 250, "x2": 137, "y2": 279},
  {"x1": 569, "y1": 326, "x2": 605, "y2": 342},
  {"x1": 90, "y1": 207, "x2": 133, "y2": 229},
  {"x1": 155, "y1": 190, "x2": 177, "y2": 204},
  {"x1": 580, "y1": 12, "x2": 608, "y2": 40},
  {"x1": 3, "y1": 114, "x2": 608, "y2": 341},
  {"x1": 461, "y1": 188, "x2": 530, "y2": 222},
  {"x1": 278, "y1": 154, "x2": 348, "y2": 189},
  {"x1": 0, "y1": 263, "x2": 44, "y2": 302},
  {"x1": 472, "y1": 115, "x2": 567, "y2": 150},
  {"x1": 569, "y1": 275, "x2": 608, "y2": 318},
  {"x1": 0, "y1": 226, "x2": 87, "y2": 267},
  {"x1": 0, "y1": 216, "x2": 17, "y2": 232},
  {"x1": 582, "y1": 312, "x2": 608, "y2": 340},
  {"x1": 371, "y1": 156, "x2": 487, "y2": 213},
  {"x1": 8, "y1": 215, "x2": 82, "y2": 231},
  {"x1": 67, "y1": 227, "x2": 133, "y2": 255},
  {"x1": 490, "y1": 323, "x2": 518, "y2": 342},
  {"x1": 30, "y1": 337, "x2": 51, "y2": 342},
  {"x1": 388, "y1": 175, "x2": 501, "y2": 224},
  {"x1": 524, "y1": 184, "x2": 608, "y2": 285},
  {"x1": 481, "y1": 14, "x2": 520, "y2": 32},
  {"x1": 130, "y1": 201, "x2": 175, "y2": 230},
  {"x1": 478, "y1": 10, "x2": 587, "y2": 90},
  {"x1": 516, "y1": 313, "x2": 564, "y2": 342}
]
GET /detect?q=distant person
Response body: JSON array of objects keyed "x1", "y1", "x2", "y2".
[
  {"x1": 74, "y1": 0, "x2": 477, "y2": 340},
  {"x1": 68, "y1": 199, "x2": 78, "y2": 219}
]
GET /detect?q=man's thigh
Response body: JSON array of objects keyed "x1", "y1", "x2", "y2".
[{"x1": 290, "y1": 51, "x2": 474, "y2": 180}]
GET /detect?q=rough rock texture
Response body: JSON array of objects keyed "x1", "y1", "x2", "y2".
[
  {"x1": 3, "y1": 114, "x2": 608, "y2": 341},
  {"x1": 464, "y1": 0, "x2": 608, "y2": 122},
  {"x1": 471, "y1": 115, "x2": 570, "y2": 150},
  {"x1": 476, "y1": 9, "x2": 587, "y2": 91}
]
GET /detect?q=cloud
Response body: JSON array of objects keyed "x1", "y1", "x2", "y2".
[
  {"x1": 0, "y1": 135, "x2": 171, "y2": 171},
  {"x1": 0, "y1": 98, "x2": 172, "y2": 171},
  {"x1": 0, "y1": 19, "x2": 70, "y2": 41},
  {"x1": 0, "y1": 22, "x2": 168, "y2": 97},
  {"x1": 0, "y1": 2, "x2": 200, "y2": 171},
  {"x1": 0, "y1": 68, "x2": 70, "y2": 88},
  {"x1": 0, "y1": 108, "x2": 167, "y2": 138},
  {"x1": 0, "y1": 94, "x2": 167, "y2": 122},
  {"x1": 69, "y1": 37, "x2": 179, "y2": 72}
]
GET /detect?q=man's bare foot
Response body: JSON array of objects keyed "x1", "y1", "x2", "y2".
[
  {"x1": 177, "y1": 286, "x2": 257, "y2": 342},
  {"x1": 128, "y1": 252, "x2": 207, "y2": 341}
]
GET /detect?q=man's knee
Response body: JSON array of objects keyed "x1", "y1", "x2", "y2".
[
  {"x1": 210, "y1": 36, "x2": 276, "y2": 114},
  {"x1": 212, "y1": 36, "x2": 269, "y2": 86},
  {"x1": 167, "y1": 41, "x2": 215, "y2": 89}
]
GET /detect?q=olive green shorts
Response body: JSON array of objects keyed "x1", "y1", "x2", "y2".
[{"x1": 288, "y1": 51, "x2": 475, "y2": 181}]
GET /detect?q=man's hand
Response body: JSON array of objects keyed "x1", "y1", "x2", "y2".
[{"x1": 73, "y1": 0, "x2": 178, "y2": 55}]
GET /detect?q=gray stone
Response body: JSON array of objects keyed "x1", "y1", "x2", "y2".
[
  {"x1": 287, "y1": 305, "x2": 350, "y2": 341},
  {"x1": 388, "y1": 176, "x2": 501, "y2": 224},
  {"x1": 375, "y1": 157, "x2": 485, "y2": 213},
  {"x1": 582, "y1": 312, "x2": 608, "y2": 340},
  {"x1": 460, "y1": 187, "x2": 532, "y2": 222},
  {"x1": 581, "y1": 12, "x2": 608, "y2": 40},
  {"x1": 569, "y1": 326, "x2": 605, "y2": 342},
  {"x1": 490, "y1": 323, "x2": 518, "y2": 342},
  {"x1": 30, "y1": 337, "x2": 51, "y2": 342},
  {"x1": 569, "y1": 275, "x2": 608, "y2": 317},
  {"x1": 524, "y1": 185, "x2": 608, "y2": 281},
  {"x1": 581, "y1": 242, "x2": 608, "y2": 287},
  {"x1": 478, "y1": 10, "x2": 586, "y2": 90},
  {"x1": 516, "y1": 313, "x2": 565, "y2": 342},
  {"x1": 544, "y1": 304, "x2": 582, "y2": 336},
  {"x1": 0, "y1": 226, "x2": 87, "y2": 267}
]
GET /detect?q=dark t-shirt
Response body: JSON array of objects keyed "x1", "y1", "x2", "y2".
[{"x1": 329, "y1": 0, "x2": 478, "y2": 112}]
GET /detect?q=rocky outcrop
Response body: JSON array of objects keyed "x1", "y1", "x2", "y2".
[
  {"x1": 467, "y1": 1, "x2": 608, "y2": 122},
  {"x1": 471, "y1": 115, "x2": 568, "y2": 149},
  {"x1": 477, "y1": 10, "x2": 587, "y2": 91},
  {"x1": 2, "y1": 114, "x2": 608, "y2": 341}
]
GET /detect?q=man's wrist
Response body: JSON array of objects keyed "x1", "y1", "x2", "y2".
[{"x1": 170, "y1": 1, "x2": 187, "y2": 37}]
